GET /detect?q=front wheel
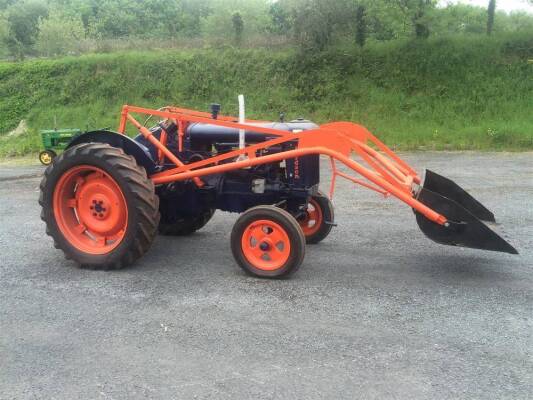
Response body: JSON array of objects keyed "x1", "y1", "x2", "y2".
[
  {"x1": 39, "y1": 143, "x2": 160, "y2": 269},
  {"x1": 39, "y1": 150, "x2": 56, "y2": 165},
  {"x1": 231, "y1": 206, "x2": 305, "y2": 279}
]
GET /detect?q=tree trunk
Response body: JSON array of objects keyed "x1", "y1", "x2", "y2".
[
  {"x1": 355, "y1": 5, "x2": 366, "y2": 48},
  {"x1": 487, "y1": 0, "x2": 496, "y2": 35},
  {"x1": 413, "y1": 0, "x2": 431, "y2": 39}
]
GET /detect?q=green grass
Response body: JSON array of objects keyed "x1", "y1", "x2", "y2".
[{"x1": 1, "y1": 33, "x2": 532, "y2": 157}]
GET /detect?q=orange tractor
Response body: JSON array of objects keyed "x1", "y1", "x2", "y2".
[{"x1": 39, "y1": 101, "x2": 517, "y2": 278}]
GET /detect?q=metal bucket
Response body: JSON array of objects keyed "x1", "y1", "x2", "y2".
[{"x1": 415, "y1": 170, "x2": 518, "y2": 255}]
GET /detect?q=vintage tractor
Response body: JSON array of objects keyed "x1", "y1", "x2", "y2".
[
  {"x1": 39, "y1": 128, "x2": 83, "y2": 165},
  {"x1": 39, "y1": 100, "x2": 518, "y2": 278}
]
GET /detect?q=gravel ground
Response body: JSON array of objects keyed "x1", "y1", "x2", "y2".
[{"x1": 0, "y1": 152, "x2": 531, "y2": 400}]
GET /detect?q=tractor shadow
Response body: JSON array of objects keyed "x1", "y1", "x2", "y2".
[
  {"x1": 124, "y1": 221, "x2": 525, "y2": 287},
  {"x1": 396, "y1": 251, "x2": 522, "y2": 286}
]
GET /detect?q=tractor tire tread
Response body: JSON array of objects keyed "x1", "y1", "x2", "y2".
[{"x1": 39, "y1": 142, "x2": 160, "y2": 270}]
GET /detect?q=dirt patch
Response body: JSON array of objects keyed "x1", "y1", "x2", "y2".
[{"x1": 5, "y1": 120, "x2": 28, "y2": 138}]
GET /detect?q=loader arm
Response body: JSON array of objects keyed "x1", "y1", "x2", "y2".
[{"x1": 120, "y1": 105, "x2": 518, "y2": 255}]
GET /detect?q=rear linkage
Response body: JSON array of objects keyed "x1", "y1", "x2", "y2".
[{"x1": 39, "y1": 102, "x2": 517, "y2": 279}]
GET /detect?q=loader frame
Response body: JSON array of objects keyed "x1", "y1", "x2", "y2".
[{"x1": 117, "y1": 105, "x2": 449, "y2": 228}]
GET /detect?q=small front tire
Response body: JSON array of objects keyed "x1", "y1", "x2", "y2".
[
  {"x1": 231, "y1": 206, "x2": 305, "y2": 279},
  {"x1": 39, "y1": 150, "x2": 56, "y2": 165}
]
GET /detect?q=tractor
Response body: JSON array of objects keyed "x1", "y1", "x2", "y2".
[
  {"x1": 39, "y1": 99, "x2": 517, "y2": 278},
  {"x1": 39, "y1": 128, "x2": 83, "y2": 165}
]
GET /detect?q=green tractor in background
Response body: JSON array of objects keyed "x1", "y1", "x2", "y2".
[
  {"x1": 39, "y1": 117, "x2": 108, "y2": 165},
  {"x1": 39, "y1": 129, "x2": 83, "y2": 165},
  {"x1": 39, "y1": 128, "x2": 83, "y2": 165}
]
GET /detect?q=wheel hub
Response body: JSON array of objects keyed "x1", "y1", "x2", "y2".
[
  {"x1": 75, "y1": 176, "x2": 124, "y2": 235},
  {"x1": 241, "y1": 220, "x2": 291, "y2": 271},
  {"x1": 259, "y1": 241, "x2": 271, "y2": 251},
  {"x1": 91, "y1": 199, "x2": 108, "y2": 219}
]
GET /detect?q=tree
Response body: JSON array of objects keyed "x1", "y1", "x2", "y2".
[
  {"x1": 393, "y1": 0, "x2": 436, "y2": 39},
  {"x1": 232, "y1": 11, "x2": 244, "y2": 45},
  {"x1": 290, "y1": 0, "x2": 355, "y2": 51},
  {"x1": 36, "y1": 10, "x2": 85, "y2": 57},
  {"x1": 268, "y1": 1, "x2": 292, "y2": 35},
  {"x1": 200, "y1": 0, "x2": 270, "y2": 41},
  {"x1": 3, "y1": 0, "x2": 48, "y2": 58},
  {"x1": 0, "y1": 13, "x2": 8, "y2": 57},
  {"x1": 355, "y1": 5, "x2": 366, "y2": 47},
  {"x1": 487, "y1": 0, "x2": 496, "y2": 35}
]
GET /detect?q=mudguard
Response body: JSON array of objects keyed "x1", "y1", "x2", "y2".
[{"x1": 67, "y1": 130, "x2": 157, "y2": 175}]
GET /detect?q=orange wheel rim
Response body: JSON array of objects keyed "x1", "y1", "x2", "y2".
[
  {"x1": 300, "y1": 198, "x2": 323, "y2": 237},
  {"x1": 53, "y1": 165, "x2": 128, "y2": 255},
  {"x1": 241, "y1": 220, "x2": 291, "y2": 271}
]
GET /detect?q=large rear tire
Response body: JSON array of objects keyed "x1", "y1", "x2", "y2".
[
  {"x1": 231, "y1": 206, "x2": 305, "y2": 279},
  {"x1": 39, "y1": 143, "x2": 160, "y2": 269}
]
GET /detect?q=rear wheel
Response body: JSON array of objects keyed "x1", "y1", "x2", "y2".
[
  {"x1": 231, "y1": 206, "x2": 305, "y2": 279},
  {"x1": 39, "y1": 143, "x2": 160, "y2": 269},
  {"x1": 299, "y1": 192, "x2": 334, "y2": 244}
]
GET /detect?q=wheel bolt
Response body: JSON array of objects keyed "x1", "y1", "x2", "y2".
[
  {"x1": 259, "y1": 242, "x2": 270, "y2": 251},
  {"x1": 93, "y1": 213, "x2": 97, "y2": 217},
  {"x1": 99, "y1": 213, "x2": 103, "y2": 218}
]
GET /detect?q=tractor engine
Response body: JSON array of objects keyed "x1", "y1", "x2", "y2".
[{"x1": 134, "y1": 110, "x2": 321, "y2": 229}]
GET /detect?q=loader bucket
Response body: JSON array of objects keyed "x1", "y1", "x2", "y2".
[
  {"x1": 422, "y1": 170, "x2": 495, "y2": 222},
  {"x1": 415, "y1": 171, "x2": 518, "y2": 255}
]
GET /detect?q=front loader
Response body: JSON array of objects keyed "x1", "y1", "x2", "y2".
[{"x1": 39, "y1": 101, "x2": 517, "y2": 278}]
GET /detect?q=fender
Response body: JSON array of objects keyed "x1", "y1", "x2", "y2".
[{"x1": 67, "y1": 130, "x2": 157, "y2": 175}]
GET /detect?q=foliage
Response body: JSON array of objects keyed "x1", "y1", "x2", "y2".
[
  {"x1": 268, "y1": 1, "x2": 292, "y2": 35},
  {"x1": 200, "y1": 0, "x2": 270, "y2": 41},
  {"x1": 36, "y1": 10, "x2": 85, "y2": 57},
  {"x1": 391, "y1": 0, "x2": 438, "y2": 38},
  {"x1": 232, "y1": 12, "x2": 244, "y2": 45},
  {"x1": 1, "y1": 0, "x2": 533, "y2": 58},
  {"x1": 3, "y1": 0, "x2": 48, "y2": 59},
  {"x1": 289, "y1": 0, "x2": 355, "y2": 51},
  {"x1": 487, "y1": 0, "x2": 496, "y2": 35},
  {"x1": 0, "y1": 13, "x2": 9, "y2": 58},
  {"x1": 0, "y1": 0, "x2": 532, "y2": 157},
  {"x1": 0, "y1": 33, "x2": 532, "y2": 157},
  {"x1": 355, "y1": 5, "x2": 367, "y2": 47}
]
